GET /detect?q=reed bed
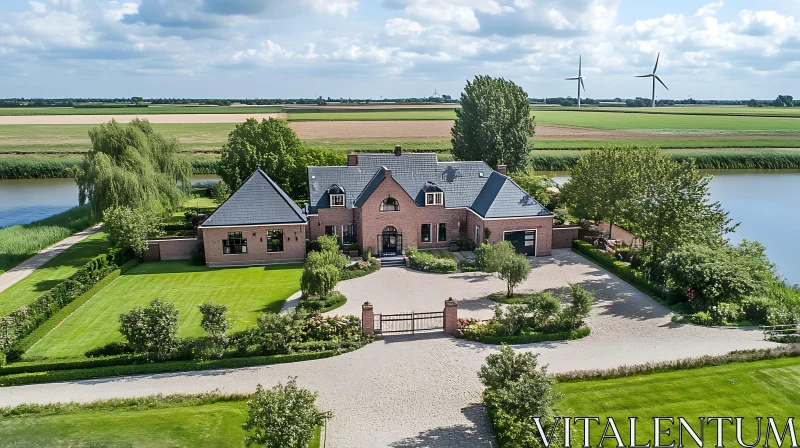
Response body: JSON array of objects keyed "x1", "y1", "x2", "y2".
[{"x1": 0, "y1": 205, "x2": 97, "y2": 273}]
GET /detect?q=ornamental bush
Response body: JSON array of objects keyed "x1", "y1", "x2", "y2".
[
  {"x1": 243, "y1": 377, "x2": 332, "y2": 448},
  {"x1": 119, "y1": 299, "x2": 180, "y2": 361},
  {"x1": 251, "y1": 311, "x2": 305, "y2": 355},
  {"x1": 405, "y1": 247, "x2": 457, "y2": 273}
]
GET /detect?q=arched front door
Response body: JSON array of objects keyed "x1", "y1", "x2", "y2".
[{"x1": 380, "y1": 226, "x2": 402, "y2": 256}]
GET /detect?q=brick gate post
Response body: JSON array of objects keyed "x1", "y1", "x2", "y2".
[
  {"x1": 361, "y1": 302, "x2": 374, "y2": 336},
  {"x1": 443, "y1": 297, "x2": 458, "y2": 335}
]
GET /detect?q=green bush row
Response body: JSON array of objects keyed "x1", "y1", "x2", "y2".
[
  {"x1": 572, "y1": 240, "x2": 665, "y2": 300},
  {"x1": 473, "y1": 326, "x2": 590, "y2": 345},
  {"x1": 529, "y1": 151, "x2": 800, "y2": 171},
  {"x1": 0, "y1": 157, "x2": 219, "y2": 179},
  {"x1": 2, "y1": 251, "x2": 133, "y2": 360},
  {"x1": 554, "y1": 345, "x2": 800, "y2": 383},
  {"x1": 297, "y1": 291, "x2": 347, "y2": 313},
  {"x1": 0, "y1": 205, "x2": 97, "y2": 273},
  {"x1": 0, "y1": 350, "x2": 340, "y2": 387},
  {"x1": 12, "y1": 267, "x2": 126, "y2": 357},
  {"x1": 405, "y1": 247, "x2": 457, "y2": 273}
]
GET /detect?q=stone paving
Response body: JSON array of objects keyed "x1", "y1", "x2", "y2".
[{"x1": 0, "y1": 249, "x2": 774, "y2": 447}]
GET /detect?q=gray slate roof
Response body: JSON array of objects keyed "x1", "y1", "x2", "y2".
[
  {"x1": 308, "y1": 153, "x2": 552, "y2": 219},
  {"x1": 201, "y1": 169, "x2": 306, "y2": 227},
  {"x1": 471, "y1": 172, "x2": 552, "y2": 218}
]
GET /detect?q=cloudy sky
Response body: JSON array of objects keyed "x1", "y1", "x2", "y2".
[{"x1": 0, "y1": 0, "x2": 798, "y2": 100}]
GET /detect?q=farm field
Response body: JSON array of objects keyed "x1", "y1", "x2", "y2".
[
  {"x1": 0, "y1": 232, "x2": 109, "y2": 316},
  {"x1": 536, "y1": 106, "x2": 800, "y2": 117},
  {"x1": 555, "y1": 356, "x2": 800, "y2": 447},
  {"x1": 0, "y1": 105, "x2": 282, "y2": 116},
  {"x1": 25, "y1": 261, "x2": 303, "y2": 360},
  {"x1": 0, "y1": 396, "x2": 323, "y2": 448}
]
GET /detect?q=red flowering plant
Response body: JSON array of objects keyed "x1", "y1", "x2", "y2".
[{"x1": 457, "y1": 317, "x2": 478, "y2": 330}]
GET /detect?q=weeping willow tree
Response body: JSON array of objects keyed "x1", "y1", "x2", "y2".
[{"x1": 77, "y1": 119, "x2": 192, "y2": 218}]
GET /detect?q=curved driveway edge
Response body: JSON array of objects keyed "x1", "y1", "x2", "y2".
[{"x1": 0, "y1": 249, "x2": 774, "y2": 448}]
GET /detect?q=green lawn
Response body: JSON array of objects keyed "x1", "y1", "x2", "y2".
[
  {"x1": 533, "y1": 106, "x2": 800, "y2": 117},
  {"x1": 25, "y1": 261, "x2": 303, "y2": 360},
  {"x1": 555, "y1": 357, "x2": 800, "y2": 447},
  {"x1": 0, "y1": 232, "x2": 109, "y2": 316},
  {"x1": 531, "y1": 109, "x2": 800, "y2": 132},
  {"x1": 0, "y1": 398, "x2": 323, "y2": 447}
]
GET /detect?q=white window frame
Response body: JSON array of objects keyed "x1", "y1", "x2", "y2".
[
  {"x1": 475, "y1": 226, "x2": 480, "y2": 244},
  {"x1": 425, "y1": 192, "x2": 443, "y2": 206},
  {"x1": 330, "y1": 194, "x2": 345, "y2": 207}
]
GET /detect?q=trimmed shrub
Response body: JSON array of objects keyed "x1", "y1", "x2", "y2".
[
  {"x1": 405, "y1": 247, "x2": 457, "y2": 273},
  {"x1": 298, "y1": 291, "x2": 347, "y2": 313},
  {"x1": 85, "y1": 342, "x2": 133, "y2": 358},
  {"x1": 573, "y1": 240, "x2": 665, "y2": 300}
]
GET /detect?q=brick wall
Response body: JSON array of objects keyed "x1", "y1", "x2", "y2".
[
  {"x1": 358, "y1": 175, "x2": 467, "y2": 253},
  {"x1": 470, "y1": 211, "x2": 554, "y2": 256},
  {"x1": 202, "y1": 224, "x2": 307, "y2": 266},
  {"x1": 552, "y1": 226, "x2": 580, "y2": 249},
  {"x1": 152, "y1": 238, "x2": 200, "y2": 261},
  {"x1": 309, "y1": 207, "x2": 356, "y2": 242}
]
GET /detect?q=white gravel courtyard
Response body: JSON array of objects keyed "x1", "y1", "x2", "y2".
[{"x1": 0, "y1": 249, "x2": 774, "y2": 447}]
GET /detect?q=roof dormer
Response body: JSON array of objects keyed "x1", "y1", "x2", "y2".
[
  {"x1": 328, "y1": 184, "x2": 345, "y2": 207},
  {"x1": 424, "y1": 182, "x2": 443, "y2": 206}
]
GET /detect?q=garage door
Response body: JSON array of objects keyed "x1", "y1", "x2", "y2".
[{"x1": 504, "y1": 230, "x2": 537, "y2": 256}]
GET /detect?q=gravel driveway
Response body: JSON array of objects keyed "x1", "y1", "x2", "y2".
[{"x1": 0, "y1": 249, "x2": 773, "y2": 447}]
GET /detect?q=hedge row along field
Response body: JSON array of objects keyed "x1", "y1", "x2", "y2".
[
  {"x1": 4, "y1": 149, "x2": 800, "y2": 180},
  {"x1": 0, "y1": 205, "x2": 97, "y2": 274}
]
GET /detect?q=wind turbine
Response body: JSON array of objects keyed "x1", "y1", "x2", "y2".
[
  {"x1": 565, "y1": 55, "x2": 586, "y2": 107},
  {"x1": 636, "y1": 52, "x2": 669, "y2": 107}
]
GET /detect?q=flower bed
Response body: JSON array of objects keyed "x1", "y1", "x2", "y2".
[{"x1": 405, "y1": 247, "x2": 457, "y2": 273}]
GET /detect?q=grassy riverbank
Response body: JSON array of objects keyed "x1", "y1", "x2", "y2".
[{"x1": 0, "y1": 205, "x2": 97, "y2": 274}]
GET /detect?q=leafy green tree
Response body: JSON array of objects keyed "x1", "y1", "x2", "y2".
[
  {"x1": 217, "y1": 118, "x2": 346, "y2": 199},
  {"x1": 77, "y1": 119, "x2": 191, "y2": 217},
  {"x1": 451, "y1": 75, "x2": 534, "y2": 172},
  {"x1": 300, "y1": 260, "x2": 340, "y2": 298},
  {"x1": 479, "y1": 345, "x2": 559, "y2": 448},
  {"x1": 483, "y1": 241, "x2": 532, "y2": 297},
  {"x1": 104, "y1": 206, "x2": 163, "y2": 257},
  {"x1": 243, "y1": 377, "x2": 333, "y2": 448},
  {"x1": 198, "y1": 302, "x2": 232, "y2": 357},
  {"x1": 213, "y1": 182, "x2": 232, "y2": 204},
  {"x1": 561, "y1": 146, "x2": 642, "y2": 238},
  {"x1": 130, "y1": 96, "x2": 144, "y2": 104},
  {"x1": 509, "y1": 168, "x2": 557, "y2": 208},
  {"x1": 562, "y1": 284, "x2": 593, "y2": 330},
  {"x1": 119, "y1": 299, "x2": 179, "y2": 361},
  {"x1": 664, "y1": 240, "x2": 774, "y2": 311},
  {"x1": 629, "y1": 153, "x2": 735, "y2": 277}
]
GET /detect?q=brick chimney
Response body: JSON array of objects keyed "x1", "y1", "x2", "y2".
[
  {"x1": 497, "y1": 164, "x2": 507, "y2": 175},
  {"x1": 347, "y1": 153, "x2": 358, "y2": 166},
  {"x1": 394, "y1": 144, "x2": 402, "y2": 156}
]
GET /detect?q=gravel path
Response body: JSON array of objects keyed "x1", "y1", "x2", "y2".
[
  {"x1": 0, "y1": 224, "x2": 103, "y2": 294},
  {"x1": 0, "y1": 250, "x2": 773, "y2": 447}
]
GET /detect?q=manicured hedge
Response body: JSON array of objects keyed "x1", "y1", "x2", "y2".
[
  {"x1": 572, "y1": 240, "x2": 664, "y2": 300},
  {"x1": 472, "y1": 327, "x2": 590, "y2": 345},
  {"x1": 0, "y1": 350, "x2": 341, "y2": 387},
  {"x1": 298, "y1": 291, "x2": 347, "y2": 313},
  {"x1": 406, "y1": 248, "x2": 457, "y2": 273},
  {"x1": 2, "y1": 252, "x2": 133, "y2": 360}
]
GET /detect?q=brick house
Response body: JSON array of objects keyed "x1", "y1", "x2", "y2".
[
  {"x1": 307, "y1": 147, "x2": 554, "y2": 257},
  {"x1": 199, "y1": 168, "x2": 308, "y2": 267},
  {"x1": 199, "y1": 148, "x2": 556, "y2": 266}
]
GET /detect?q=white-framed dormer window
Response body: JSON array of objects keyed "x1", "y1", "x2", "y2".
[
  {"x1": 330, "y1": 194, "x2": 345, "y2": 207},
  {"x1": 425, "y1": 192, "x2": 443, "y2": 206}
]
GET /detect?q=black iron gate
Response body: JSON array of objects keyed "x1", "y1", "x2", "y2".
[{"x1": 375, "y1": 311, "x2": 444, "y2": 334}]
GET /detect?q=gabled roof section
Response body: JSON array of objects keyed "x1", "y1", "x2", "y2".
[
  {"x1": 471, "y1": 172, "x2": 553, "y2": 219},
  {"x1": 201, "y1": 169, "x2": 306, "y2": 227},
  {"x1": 353, "y1": 167, "x2": 387, "y2": 207},
  {"x1": 307, "y1": 153, "x2": 495, "y2": 212}
]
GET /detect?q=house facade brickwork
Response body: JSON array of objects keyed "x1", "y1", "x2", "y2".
[{"x1": 203, "y1": 224, "x2": 307, "y2": 266}]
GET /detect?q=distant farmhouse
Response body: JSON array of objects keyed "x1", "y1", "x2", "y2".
[{"x1": 197, "y1": 146, "x2": 564, "y2": 266}]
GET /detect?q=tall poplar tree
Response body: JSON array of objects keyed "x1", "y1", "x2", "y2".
[{"x1": 451, "y1": 75, "x2": 534, "y2": 172}]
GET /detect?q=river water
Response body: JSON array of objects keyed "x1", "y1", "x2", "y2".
[
  {"x1": 1, "y1": 171, "x2": 798, "y2": 284},
  {"x1": 546, "y1": 169, "x2": 800, "y2": 285}
]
